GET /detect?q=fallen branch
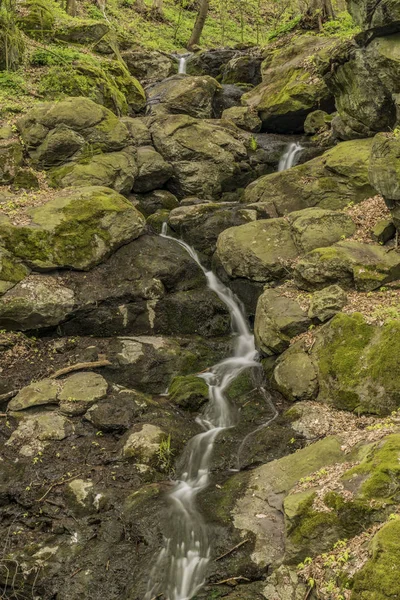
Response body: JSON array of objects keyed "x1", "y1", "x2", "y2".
[
  {"x1": 215, "y1": 539, "x2": 249, "y2": 562},
  {"x1": 70, "y1": 568, "x2": 82, "y2": 579},
  {"x1": 49, "y1": 360, "x2": 111, "y2": 379},
  {"x1": 304, "y1": 586, "x2": 313, "y2": 600},
  {"x1": 36, "y1": 473, "x2": 80, "y2": 502},
  {"x1": 215, "y1": 576, "x2": 250, "y2": 586}
]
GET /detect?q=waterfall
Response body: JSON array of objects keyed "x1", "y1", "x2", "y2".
[
  {"x1": 178, "y1": 55, "x2": 189, "y2": 75},
  {"x1": 145, "y1": 224, "x2": 259, "y2": 600},
  {"x1": 278, "y1": 142, "x2": 304, "y2": 171}
]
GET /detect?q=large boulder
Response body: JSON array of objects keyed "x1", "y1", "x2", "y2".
[
  {"x1": 324, "y1": 34, "x2": 400, "y2": 139},
  {"x1": 0, "y1": 186, "x2": 146, "y2": 270},
  {"x1": 272, "y1": 342, "x2": 318, "y2": 402},
  {"x1": 254, "y1": 289, "x2": 311, "y2": 356},
  {"x1": 312, "y1": 312, "x2": 400, "y2": 414},
  {"x1": 346, "y1": 0, "x2": 400, "y2": 34},
  {"x1": 38, "y1": 62, "x2": 146, "y2": 116},
  {"x1": 222, "y1": 54, "x2": 262, "y2": 86},
  {"x1": 244, "y1": 139, "x2": 375, "y2": 213},
  {"x1": 369, "y1": 132, "x2": 400, "y2": 229},
  {"x1": 122, "y1": 50, "x2": 173, "y2": 82},
  {"x1": 49, "y1": 149, "x2": 138, "y2": 194},
  {"x1": 146, "y1": 75, "x2": 221, "y2": 119},
  {"x1": 221, "y1": 106, "x2": 262, "y2": 133},
  {"x1": 54, "y1": 21, "x2": 110, "y2": 45},
  {"x1": 150, "y1": 114, "x2": 249, "y2": 198},
  {"x1": 216, "y1": 219, "x2": 299, "y2": 283},
  {"x1": 294, "y1": 240, "x2": 400, "y2": 291},
  {"x1": 216, "y1": 208, "x2": 357, "y2": 285},
  {"x1": 242, "y1": 35, "x2": 337, "y2": 133},
  {"x1": 186, "y1": 49, "x2": 237, "y2": 78},
  {"x1": 0, "y1": 248, "x2": 30, "y2": 295},
  {"x1": 133, "y1": 146, "x2": 173, "y2": 193},
  {"x1": 0, "y1": 235, "x2": 230, "y2": 336},
  {"x1": 18, "y1": 98, "x2": 130, "y2": 164}
]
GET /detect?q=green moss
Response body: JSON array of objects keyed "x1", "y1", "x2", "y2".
[
  {"x1": 168, "y1": 375, "x2": 209, "y2": 412},
  {"x1": 344, "y1": 435, "x2": 400, "y2": 505},
  {"x1": 352, "y1": 520, "x2": 400, "y2": 599},
  {"x1": 317, "y1": 313, "x2": 374, "y2": 411}
]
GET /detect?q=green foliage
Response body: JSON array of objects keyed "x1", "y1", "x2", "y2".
[
  {"x1": 321, "y1": 11, "x2": 360, "y2": 38},
  {"x1": 267, "y1": 14, "x2": 301, "y2": 41},
  {"x1": 157, "y1": 434, "x2": 174, "y2": 474},
  {"x1": 0, "y1": 0, "x2": 25, "y2": 70},
  {"x1": 29, "y1": 45, "x2": 82, "y2": 66}
]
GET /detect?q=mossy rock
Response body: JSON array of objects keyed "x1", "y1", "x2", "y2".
[
  {"x1": 18, "y1": 97, "x2": 130, "y2": 159},
  {"x1": 244, "y1": 139, "x2": 375, "y2": 214},
  {"x1": 0, "y1": 248, "x2": 30, "y2": 295},
  {"x1": 222, "y1": 54, "x2": 262, "y2": 86},
  {"x1": 254, "y1": 288, "x2": 311, "y2": 356},
  {"x1": 312, "y1": 313, "x2": 400, "y2": 414},
  {"x1": 343, "y1": 434, "x2": 400, "y2": 505},
  {"x1": 273, "y1": 342, "x2": 318, "y2": 402},
  {"x1": 49, "y1": 148, "x2": 138, "y2": 195},
  {"x1": 294, "y1": 240, "x2": 400, "y2": 292},
  {"x1": 0, "y1": 138, "x2": 23, "y2": 184},
  {"x1": 122, "y1": 49, "x2": 173, "y2": 82},
  {"x1": 304, "y1": 109, "x2": 333, "y2": 135},
  {"x1": 288, "y1": 207, "x2": 356, "y2": 254},
  {"x1": 370, "y1": 132, "x2": 400, "y2": 230},
  {"x1": 54, "y1": 21, "x2": 110, "y2": 45},
  {"x1": 308, "y1": 284, "x2": 348, "y2": 323},
  {"x1": 352, "y1": 520, "x2": 400, "y2": 599},
  {"x1": 146, "y1": 75, "x2": 222, "y2": 120},
  {"x1": 347, "y1": 0, "x2": 400, "y2": 32},
  {"x1": 221, "y1": 106, "x2": 262, "y2": 133},
  {"x1": 242, "y1": 35, "x2": 337, "y2": 133},
  {"x1": 151, "y1": 114, "x2": 248, "y2": 199},
  {"x1": 39, "y1": 62, "x2": 145, "y2": 116},
  {"x1": 133, "y1": 146, "x2": 172, "y2": 193},
  {"x1": 216, "y1": 218, "x2": 299, "y2": 283},
  {"x1": 0, "y1": 186, "x2": 146, "y2": 270},
  {"x1": 168, "y1": 374, "x2": 209, "y2": 411}
]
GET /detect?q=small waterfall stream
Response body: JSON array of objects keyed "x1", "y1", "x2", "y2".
[
  {"x1": 177, "y1": 53, "x2": 191, "y2": 75},
  {"x1": 145, "y1": 225, "x2": 259, "y2": 600},
  {"x1": 278, "y1": 142, "x2": 304, "y2": 171}
]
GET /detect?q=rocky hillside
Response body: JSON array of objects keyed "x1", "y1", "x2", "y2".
[{"x1": 1, "y1": 0, "x2": 400, "y2": 599}]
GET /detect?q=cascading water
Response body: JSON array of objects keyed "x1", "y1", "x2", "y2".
[
  {"x1": 145, "y1": 224, "x2": 259, "y2": 600},
  {"x1": 178, "y1": 54, "x2": 190, "y2": 75},
  {"x1": 278, "y1": 142, "x2": 304, "y2": 171}
]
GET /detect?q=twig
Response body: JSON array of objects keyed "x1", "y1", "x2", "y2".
[
  {"x1": 150, "y1": 595, "x2": 163, "y2": 600},
  {"x1": 0, "y1": 413, "x2": 8, "y2": 417},
  {"x1": 304, "y1": 586, "x2": 313, "y2": 600},
  {"x1": 216, "y1": 576, "x2": 250, "y2": 585},
  {"x1": 49, "y1": 360, "x2": 111, "y2": 379},
  {"x1": 36, "y1": 473, "x2": 80, "y2": 502},
  {"x1": 70, "y1": 568, "x2": 82, "y2": 579},
  {"x1": 215, "y1": 539, "x2": 249, "y2": 561}
]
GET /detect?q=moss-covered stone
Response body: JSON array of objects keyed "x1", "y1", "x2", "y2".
[
  {"x1": 168, "y1": 374, "x2": 209, "y2": 411},
  {"x1": 49, "y1": 149, "x2": 138, "y2": 195},
  {"x1": 308, "y1": 284, "x2": 348, "y2": 322},
  {"x1": 294, "y1": 240, "x2": 400, "y2": 292},
  {"x1": 242, "y1": 34, "x2": 337, "y2": 133},
  {"x1": 288, "y1": 207, "x2": 356, "y2": 253},
  {"x1": 254, "y1": 289, "x2": 311, "y2": 356},
  {"x1": 18, "y1": 97, "x2": 129, "y2": 159},
  {"x1": 146, "y1": 75, "x2": 222, "y2": 119},
  {"x1": 244, "y1": 139, "x2": 375, "y2": 214},
  {"x1": 18, "y1": 0, "x2": 55, "y2": 40},
  {"x1": 122, "y1": 49, "x2": 173, "y2": 82},
  {"x1": 39, "y1": 61, "x2": 145, "y2": 117},
  {"x1": 352, "y1": 520, "x2": 400, "y2": 600},
  {"x1": 0, "y1": 248, "x2": 30, "y2": 295},
  {"x1": 0, "y1": 137, "x2": 23, "y2": 184},
  {"x1": 54, "y1": 21, "x2": 110, "y2": 45},
  {"x1": 151, "y1": 114, "x2": 248, "y2": 199},
  {"x1": 304, "y1": 109, "x2": 333, "y2": 135},
  {"x1": 133, "y1": 146, "x2": 172, "y2": 193},
  {"x1": 312, "y1": 313, "x2": 400, "y2": 414},
  {"x1": 222, "y1": 54, "x2": 262, "y2": 86},
  {"x1": 216, "y1": 218, "x2": 299, "y2": 283},
  {"x1": 0, "y1": 186, "x2": 145, "y2": 270},
  {"x1": 221, "y1": 106, "x2": 262, "y2": 132},
  {"x1": 273, "y1": 342, "x2": 318, "y2": 402}
]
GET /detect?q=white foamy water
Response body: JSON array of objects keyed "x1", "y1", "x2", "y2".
[
  {"x1": 144, "y1": 224, "x2": 259, "y2": 600},
  {"x1": 278, "y1": 142, "x2": 304, "y2": 171},
  {"x1": 178, "y1": 55, "x2": 188, "y2": 74}
]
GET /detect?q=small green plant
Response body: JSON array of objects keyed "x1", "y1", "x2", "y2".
[
  {"x1": 157, "y1": 434, "x2": 174, "y2": 474},
  {"x1": 248, "y1": 135, "x2": 258, "y2": 151}
]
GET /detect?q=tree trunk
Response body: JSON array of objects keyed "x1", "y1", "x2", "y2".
[
  {"x1": 66, "y1": 0, "x2": 77, "y2": 16},
  {"x1": 187, "y1": 0, "x2": 209, "y2": 49},
  {"x1": 302, "y1": 0, "x2": 335, "y2": 30},
  {"x1": 151, "y1": 0, "x2": 164, "y2": 18}
]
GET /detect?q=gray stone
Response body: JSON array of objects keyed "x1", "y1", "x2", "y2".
[{"x1": 308, "y1": 284, "x2": 348, "y2": 322}]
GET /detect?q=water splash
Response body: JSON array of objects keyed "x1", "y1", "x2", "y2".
[
  {"x1": 278, "y1": 142, "x2": 304, "y2": 171},
  {"x1": 145, "y1": 224, "x2": 259, "y2": 600}
]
